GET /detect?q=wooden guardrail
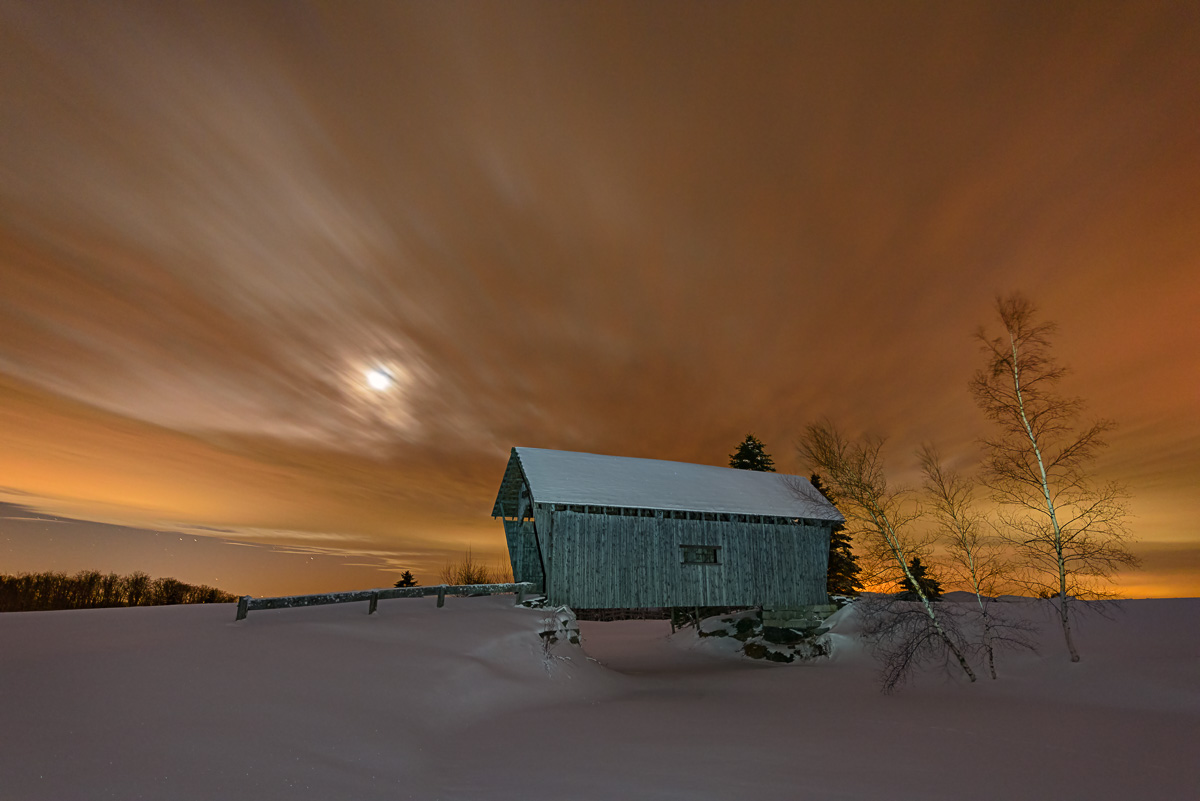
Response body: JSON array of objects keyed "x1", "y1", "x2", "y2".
[{"x1": 234, "y1": 582, "x2": 537, "y2": 621}]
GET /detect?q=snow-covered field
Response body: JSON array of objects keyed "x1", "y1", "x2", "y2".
[{"x1": 2, "y1": 595, "x2": 1197, "y2": 800}]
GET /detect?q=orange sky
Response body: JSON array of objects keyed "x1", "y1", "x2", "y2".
[{"x1": 1, "y1": 2, "x2": 1198, "y2": 597}]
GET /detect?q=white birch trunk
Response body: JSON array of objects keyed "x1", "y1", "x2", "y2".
[{"x1": 1009, "y1": 335, "x2": 1081, "y2": 662}]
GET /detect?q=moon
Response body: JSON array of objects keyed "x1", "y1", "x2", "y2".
[{"x1": 365, "y1": 368, "x2": 393, "y2": 391}]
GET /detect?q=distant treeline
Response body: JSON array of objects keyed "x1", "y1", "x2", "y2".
[{"x1": 0, "y1": 570, "x2": 238, "y2": 613}]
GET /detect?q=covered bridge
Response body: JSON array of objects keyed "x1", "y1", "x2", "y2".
[{"x1": 491, "y1": 447, "x2": 843, "y2": 610}]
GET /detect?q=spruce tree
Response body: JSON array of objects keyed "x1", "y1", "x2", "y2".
[
  {"x1": 898, "y1": 557, "x2": 943, "y2": 601},
  {"x1": 811, "y1": 473, "x2": 863, "y2": 596},
  {"x1": 728, "y1": 434, "x2": 776, "y2": 472},
  {"x1": 394, "y1": 570, "x2": 418, "y2": 588}
]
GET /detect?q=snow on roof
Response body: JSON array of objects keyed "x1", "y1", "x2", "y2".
[{"x1": 498, "y1": 446, "x2": 843, "y2": 522}]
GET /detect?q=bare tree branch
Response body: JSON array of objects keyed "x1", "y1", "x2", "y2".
[
  {"x1": 971, "y1": 293, "x2": 1138, "y2": 662},
  {"x1": 919, "y1": 444, "x2": 1035, "y2": 679},
  {"x1": 800, "y1": 422, "x2": 977, "y2": 688}
]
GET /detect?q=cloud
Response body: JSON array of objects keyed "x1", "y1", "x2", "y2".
[{"x1": 1, "y1": 3, "x2": 1198, "y2": 595}]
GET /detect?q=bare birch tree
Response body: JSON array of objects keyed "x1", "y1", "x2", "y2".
[
  {"x1": 800, "y1": 422, "x2": 977, "y2": 690},
  {"x1": 920, "y1": 444, "x2": 1034, "y2": 679},
  {"x1": 971, "y1": 294, "x2": 1137, "y2": 662}
]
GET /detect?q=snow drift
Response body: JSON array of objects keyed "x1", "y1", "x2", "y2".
[{"x1": 1, "y1": 595, "x2": 1197, "y2": 800}]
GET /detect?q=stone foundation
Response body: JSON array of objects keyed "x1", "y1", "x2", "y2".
[
  {"x1": 698, "y1": 607, "x2": 835, "y2": 663},
  {"x1": 538, "y1": 605, "x2": 581, "y2": 646},
  {"x1": 762, "y1": 604, "x2": 839, "y2": 634}
]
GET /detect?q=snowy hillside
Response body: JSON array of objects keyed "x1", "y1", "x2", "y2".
[{"x1": 2, "y1": 595, "x2": 1197, "y2": 800}]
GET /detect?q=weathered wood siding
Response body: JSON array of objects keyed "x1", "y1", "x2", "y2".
[
  {"x1": 542, "y1": 507, "x2": 830, "y2": 609},
  {"x1": 502, "y1": 519, "x2": 544, "y2": 592},
  {"x1": 534, "y1": 504, "x2": 554, "y2": 583}
]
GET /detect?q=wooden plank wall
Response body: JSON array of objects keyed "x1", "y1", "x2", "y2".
[
  {"x1": 534, "y1": 504, "x2": 554, "y2": 585},
  {"x1": 542, "y1": 507, "x2": 830, "y2": 609},
  {"x1": 501, "y1": 518, "x2": 544, "y2": 592}
]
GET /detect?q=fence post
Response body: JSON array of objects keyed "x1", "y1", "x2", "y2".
[
  {"x1": 516, "y1": 584, "x2": 526, "y2": 606},
  {"x1": 236, "y1": 596, "x2": 250, "y2": 621},
  {"x1": 368, "y1": 592, "x2": 379, "y2": 615},
  {"x1": 437, "y1": 586, "x2": 446, "y2": 608}
]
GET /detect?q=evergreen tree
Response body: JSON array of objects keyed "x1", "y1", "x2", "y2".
[
  {"x1": 811, "y1": 473, "x2": 863, "y2": 596},
  {"x1": 897, "y1": 556, "x2": 943, "y2": 601},
  {"x1": 394, "y1": 570, "x2": 418, "y2": 588},
  {"x1": 728, "y1": 434, "x2": 776, "y2": 472}
]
